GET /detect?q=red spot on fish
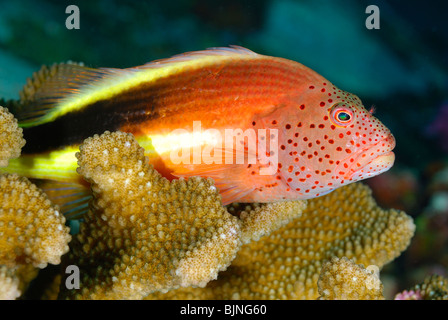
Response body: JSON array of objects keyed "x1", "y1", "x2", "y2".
[
  {"x1": 300, "y1": 104, "x2": 305, "y2": 110},
  {"x1": 320, "y1": 102, "x2": 325, "y2": 107}
]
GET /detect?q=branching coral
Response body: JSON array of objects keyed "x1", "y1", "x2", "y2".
[
  {"x1": 317, "y1": 257, "x2": 384, "y2": 300},
  {"x1": 0, "y1": 264, "x2": 38, "y2": 300},
  {"x1": 1, "y1": 107, "x2": 70, "y2": 299},
  {"x1": 0, "y1": 265, "x2": 21, "y2": 300},
  {"x1": 0, "y1": 106, "x2": 25, "y2": 167},
  {"x1": 146, "y1": 182, "x2": 415, "y2": 300},
  {"x1": 229, "y1": 201, "x2": 307, "y2": 244},
  {"x1": 396, "y1": 274, "x2": 448, "y2": 300},
  {"x1": 0, "y1": 174, "x2": 71, "y2": 268},
  {"x1": 59, "y1": 131, "x2": 242, "y2": 299}
]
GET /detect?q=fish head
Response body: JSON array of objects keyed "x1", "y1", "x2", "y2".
[
  {"x1": 326, "y1": 93, "x2": 396, "y2": 183},
  {"x1": 273, "y1": 84, "x2": 395, "y2": 198}
]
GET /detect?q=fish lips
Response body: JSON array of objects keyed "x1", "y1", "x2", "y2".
[{"x1": 345, "y1": 134, "x2": 396, "y2": 180}]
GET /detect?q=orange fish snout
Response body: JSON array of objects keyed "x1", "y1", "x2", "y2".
[{"x1": 343, "y1": 133, "x2": 396, "y2": 181}]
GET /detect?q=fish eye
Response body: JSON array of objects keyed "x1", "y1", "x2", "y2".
[
  {"x1": 329, "y1": 103, "x2": 354, "y2": 127},
  {"x1": 336, "y1": 111, "x2": 351, "y2": 122}
]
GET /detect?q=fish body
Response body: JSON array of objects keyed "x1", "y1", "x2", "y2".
[{"x1": 2, "y1": 46, "x2": 395, "y2": 208}]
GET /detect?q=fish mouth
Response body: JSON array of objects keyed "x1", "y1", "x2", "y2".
[{"x1": 345, "y1": 134, "x2": 396, "y2": 180}]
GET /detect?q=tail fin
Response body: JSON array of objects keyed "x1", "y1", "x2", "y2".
[{"x1": 7, "y1": 62, "x2": 121, "y2": 128}]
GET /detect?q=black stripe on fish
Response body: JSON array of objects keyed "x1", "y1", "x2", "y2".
[{"x1": 21, "y1": 89, "x2": 159, "y2": 154}]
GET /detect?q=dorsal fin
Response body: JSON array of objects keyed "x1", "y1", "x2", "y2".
[
  {"x1": 135, "y1": 46, "x2": 258, "y2": 70},
  {"x1": 14, "y1": 46, "x2": 260, "y2": 128}
]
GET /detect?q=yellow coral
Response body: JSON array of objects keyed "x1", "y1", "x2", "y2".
[
  {"x1": 147, "y1": 182, "x2": 415, "y2": 299},
  {"x1": 60, "y1": 131, "x2": 242, "y2": 299},
  {"x1": 0, "y1": 264, "x2": 39, "y2": 299},
  {"x1": 0, "y1": 265, "x2": 21, "y2": 300},
  {"x1": 231, "y1": 201, "x2": 307, "y2": 244},
  {"x1": 0, "y1": 106, "x2": 25, "y2": 167},
  {"x1": 0, "y1": 174, "x2": 71, "y2": 268},
  {"x1": 317, "y1": 257, "x2": 384, "y2": 300}
]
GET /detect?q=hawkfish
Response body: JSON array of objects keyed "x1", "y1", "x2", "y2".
[{"x1": 1, "y1": 46, "x2": 395, "y2": 216}]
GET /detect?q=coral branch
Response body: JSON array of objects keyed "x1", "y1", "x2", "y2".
[
  {"x1": 146, "y1": 182, "x2": 415, "y2": 299},
  {"x1": 0, "y1": 106, "x2": 25, "y2": 167},
  {"x1": 0, "y1": 174, "x2": 71, "y2": 268},
  {"x1": 317, "y1": 257, "x2": 384, "y2": 300},
  {"x1": 60, "y1": 131, "x2": 242, "y2": 299}
]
